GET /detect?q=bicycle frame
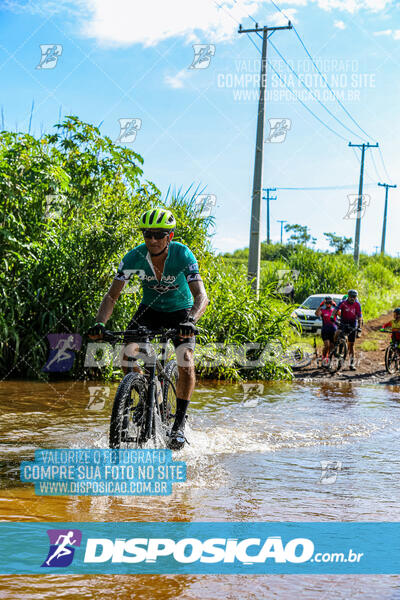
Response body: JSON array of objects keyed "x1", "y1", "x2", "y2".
[
  {"x1": 104, "y1": 327, "x2": 179, "y2": 444},
  {"x1": 336, "y1": 324, "x2": 359, "y2": 343}
]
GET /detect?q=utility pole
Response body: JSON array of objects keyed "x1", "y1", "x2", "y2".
[
  {"x1": 348, "y1": 142, "x2": 379, "y2": 266},
  {"x1": 239, "y1": 20, "x2": 292, "y2": 297},
  {"x1": 378, "y1": 182, "x2": 397, "y2": 254},
  {"x1": 277, "y1": 220, "x2": 287, "y2": 244},
  {"x1": 263, "y1": 187, "x2": 277, "y2": 243}
]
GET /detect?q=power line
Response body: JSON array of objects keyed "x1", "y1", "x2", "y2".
[
  {"x1": 291, "y1": 28, "x2": 374, "y2": 142},
  {"x1": 267, "y1": 38, "x2": 365, "y2": 142},
  {"x1": 377, "y1": 146, "x2": 392, "y2": 183},
  {"x1": 223, "y1": 0, "x2": 394, "y2": 186},
  {"x1": 369, "y1": 147, "x2": 384, "y2": 182},
  {"x1": 267, "y1": 0, "x2": 376, "y2": 143},
  {"x1": 275, "y1": 184, "x2": 376, "y2": 190},
  {"x1": 245, "y1": 33, "x2": 350, "y2": 142}
]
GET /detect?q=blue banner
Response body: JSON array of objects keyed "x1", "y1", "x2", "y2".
[
  {"x1": 20, "y1": 449, "x2": 186, "y2": 496},
  {"x1": 0, "y1": 522, "x2": 399, "y2": 574}
]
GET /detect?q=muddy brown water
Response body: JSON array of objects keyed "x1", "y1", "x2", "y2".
[{"x1": 1, "y1": 379, "x2": 400, "y2": 599}]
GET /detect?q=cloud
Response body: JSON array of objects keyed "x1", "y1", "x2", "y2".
[
  {"x1": 315, "y1": 0, "x2": 391, "y2": 13},
  {"x1": 164, "y1": 68, "x2": 190, "y2": 89},
  {"x1": 374, "y1": 28, "x2": 400, "y2": 39},
  {"x1": 2, "y1": 0, "x2": 395, "y2": 46},
  {"x1": 1, "y1": 0, "x2": 87, "y2": 15},
  {"x1": 278, "y1": 0, "x2": 307, "y2": 4},
  {"x1": 267, "y1": 8, "x2": 298, "y2": 25},
  {"x1": 334, "y1": 19, "x2": 346, "y2": 29},
  {"x1": 76, "y1": 0, "x2": 262, "y2": 48}
]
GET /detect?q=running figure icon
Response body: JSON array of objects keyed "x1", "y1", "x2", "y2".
[
  {"x1": 41, "y1": 529, "x2": 82, "y2": 568},
  {"x1": 45, "y1": 531, "x2": 77, "y2": 566},
  {"x1": 42, "y1": 333, "x2": 82, "y2": 373}
]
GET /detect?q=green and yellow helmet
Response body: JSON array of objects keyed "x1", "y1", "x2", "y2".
[{"x1": 139, "y1": 208, "x2": 176, "y2": 230}]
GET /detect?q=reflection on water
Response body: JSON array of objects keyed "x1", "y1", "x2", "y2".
[{"x1": 0, "y1": 379, "x2": 400, "y2": 598}]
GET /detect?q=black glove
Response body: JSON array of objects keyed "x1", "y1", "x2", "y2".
[
  {"x1": 178, "y1": 318, "x2": 198, "y2": 337},
  {"x1": 87, "y1": 322, "x2": 106, "y2": 338}
]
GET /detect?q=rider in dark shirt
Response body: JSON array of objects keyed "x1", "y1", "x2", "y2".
[{"x1": 331, "y1": 289, "x2": 363, "y2": 371}]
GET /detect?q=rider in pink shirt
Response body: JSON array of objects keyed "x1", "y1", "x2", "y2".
[
  {"x1": 315, "y1": 296, "x2": 337, "y2": 365},
  {"x1": 331, "y1": 289, "x2": 363, "y2": 371}
]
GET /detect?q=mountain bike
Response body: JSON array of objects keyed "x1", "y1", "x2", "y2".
[
  {"x1": 102, "y1": 326, "x2": 180, "y2": 449},
  {"x1": 384, "y1": 340, "x2": 400, "y2": 374},
  {"x1": 328, "y1": 324, "x2": 359, "y2": 373}
]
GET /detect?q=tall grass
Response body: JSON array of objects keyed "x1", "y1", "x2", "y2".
[
  {"x1": 1, "y1": 117, "x2": 293, "y2": 382},
  {"x1": 225, "y1": 243, "x2": 400, "y2": 320}
]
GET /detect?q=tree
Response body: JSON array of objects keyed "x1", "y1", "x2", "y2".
[
  {"x1": 324, "y1": 232, "x2": 352, "y2": 254},
  {"x1": 284, "y1": 223, "x2": 315, "y2": 245}
]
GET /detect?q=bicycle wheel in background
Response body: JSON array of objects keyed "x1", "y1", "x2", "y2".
[
  {"x1": 328, "y1": 339, "x2": 347, "y2": 373},
  {"x1": 283, "y1": 346, "x2": 313, "y2": 370},
  {"x1": 161, "y1": 360, "x2": 178, "y2": 428},
  {"x1": 385, "y1": 345, "x2": 399, "y2": 374},
  {"x1": 109, "y1": 372, "x2": 147, "y2": 449}
]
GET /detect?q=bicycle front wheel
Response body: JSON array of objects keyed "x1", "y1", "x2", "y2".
[
  {"x1": 109, "y1": 372, "x2": 147, "y2": 449},
  {"x1": 385, "y1": 345, "x2": 399, "y2": 374},
  {"x1": 329, "y1": 339, "x2": 347, "y2": 373},
  {"x1": 161, "y1": 360, "x2": 178, "y2": 427}
]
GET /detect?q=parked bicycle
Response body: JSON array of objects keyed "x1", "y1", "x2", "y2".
[
  {"x1": 282, "y1": 345, "x2": 313, "y2": 370},
  {"x1": 102, "y1": 326, "x2": 180, "y2": 449}
]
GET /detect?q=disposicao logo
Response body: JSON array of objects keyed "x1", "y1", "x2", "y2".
[
  {"x1": 41, "y1": 529, "x2": 82, "y2": 567},
  {"x1": 82, "y1": 536, "x2": 315, "y2": 564}
]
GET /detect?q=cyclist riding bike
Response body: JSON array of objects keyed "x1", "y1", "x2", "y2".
[
  {"x1": 380, "y1": 308, "x2": 400, "y2": 346},
  {"x1": 315, "y1": 296, "x2": 337, "y2": 366},
  {"x1": 331, "y1": 289, "x2": 363, "y2": 371},
  {"x1": 88, "y1": 207, "x2": 209, "y2": 450}
]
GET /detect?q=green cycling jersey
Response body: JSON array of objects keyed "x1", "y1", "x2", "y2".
[{"x1": 115, "y1": 241, "x2": 201, "y2": 312}]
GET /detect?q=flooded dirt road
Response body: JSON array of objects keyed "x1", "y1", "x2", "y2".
[{"x1": 1, "y1": 379, "x2": 400, "y2": 599}]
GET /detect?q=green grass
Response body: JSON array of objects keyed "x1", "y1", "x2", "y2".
[
  {"x1": 360, "y1": 339, "x2": 380, "y2": 351},
  {"x1": 1, "y1": 118, "x2": 295, "y2": 382},
  {"x1": 224, "y1": 243, "x2": 400, "y2": 322}
]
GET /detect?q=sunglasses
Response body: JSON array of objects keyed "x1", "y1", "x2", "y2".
[{"x1": 142, "y1": 230, "x2": 170, "y2": 240}]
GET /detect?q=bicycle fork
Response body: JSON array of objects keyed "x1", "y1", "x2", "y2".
[{"x1": 142, "y1": 343, "x2": 159, "y2": 443}]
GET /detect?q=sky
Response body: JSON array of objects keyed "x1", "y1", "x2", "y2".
[{"x1": 0, "y1": 0, "x2": 399, "y2": 255}]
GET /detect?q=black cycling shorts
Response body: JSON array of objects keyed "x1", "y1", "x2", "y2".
[
  {"x1": 321, "y1": 324, "x2": 336, "y2": 342},
  {"x1": 125, "y1": 303, "x2": 195, "y2": 350},
  {"x1": 339, "y1": 320, "x2": 357, "y2": 343}
]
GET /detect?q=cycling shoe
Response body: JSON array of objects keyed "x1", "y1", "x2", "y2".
[{"x1": 168, "y1": 427, "x2": 186, "y2": 450}]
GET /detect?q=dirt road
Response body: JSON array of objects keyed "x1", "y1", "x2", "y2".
[{"x1": 294, "y1": 311, "x2": 400, "y2": 383}]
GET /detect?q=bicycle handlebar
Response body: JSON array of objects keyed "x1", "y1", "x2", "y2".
[
  {"x1": 101, "y1": 326, "x2": 193, "y2": 344},
  {"x1": 338, "y1": 324, "x2": 362, "y2": 339}
]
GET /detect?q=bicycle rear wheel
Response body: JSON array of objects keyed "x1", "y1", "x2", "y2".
[
  {"x1": 109, "y1": 372, "x2": 147, "y2": 449},
  {"x1": 385, "y1": 345, "x2": 399, "y2": 374},
  {"x1": 160, "y1": 360, "x2": 178, "y2": 428}
]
